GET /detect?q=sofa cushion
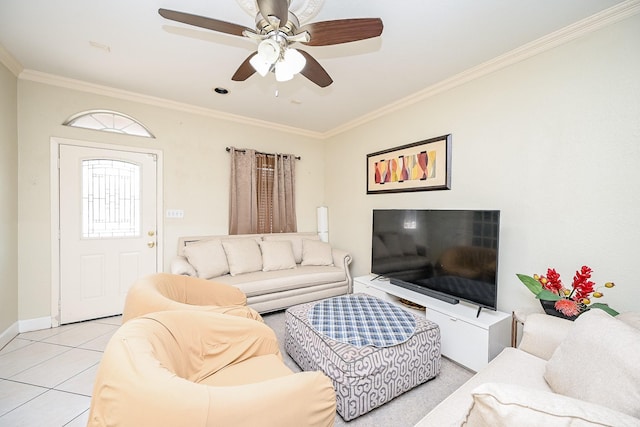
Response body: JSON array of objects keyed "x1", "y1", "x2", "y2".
[
  {"x1": 262, "y1": 234, "x2": 319, "y2": 264},
  {"x1": 212, "y1": 265, "x2": 346, "y2": 298},
  {"x1": 183, "y1": 239, "x2": 229, "y2": 279},
  {"x1": 301, "y1": 239, "x2": 333, "y2": 266},
  {"x1": 259, "y1": 240, "x2": 296, "y2": 272},
  {"x1": 463, "y1": 382, "x2": 640, "y2": 427},
  {"x1": 222, "y1": 238, "x2": 263, "y2": 276},
  {"x1": 544, "y1": 309, "x2": 640, "y2": 419}
]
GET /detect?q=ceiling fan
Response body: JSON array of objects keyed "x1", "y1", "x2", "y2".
[{"x1": 158, "y1": 0, "x2": 383, "y2": 87}]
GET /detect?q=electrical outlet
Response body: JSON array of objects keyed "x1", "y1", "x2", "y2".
[{"x1": 166, "y1": 209, "x2": 184, "y2": 219}]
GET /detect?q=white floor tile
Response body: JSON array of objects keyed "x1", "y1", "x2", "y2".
[
  {"x1": 17, "y1": 323, "x2": 80, "y2": 342},
  {"x1": 55, "y1": 363, "x2": 99, "y2": 396},
  {"x1": 0, "y1": 338, "x2": 33, "y2": 356},
  {"x1": 77, "y1": 331, "x2": 115, "y2": 352},
  {"x1": 40, "y1": 322, "x2": 119, "y2": 347},
  {"x1": 0, "y1": 389, "x2": 89, "y2": 427},
  {"x1": 10, "y1": 348, "x2": 102, "y2": 389},
  {"x1": 0, "y1": 342, "x2": 70, "y2": 379},
  {"x1": 92, "y1": 315, "x2": 122, "y2": 326},
  {"x1": 0, "y1": 380, "x2": 48, "y2": 417},
  {"x1": 64, "y1": 409, "x2": 89, "y2": 427}
]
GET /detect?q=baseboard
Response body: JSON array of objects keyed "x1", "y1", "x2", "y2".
[
  {"x1": 0, "y1": 321, "x2": 19, "y2": 350},
  {"x1": 18, "y1": 317, "x2": 52, "y2": 333}
]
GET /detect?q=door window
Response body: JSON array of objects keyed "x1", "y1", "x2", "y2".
[{"x1": 82, "y1": 159, "x2": 141, "y2": 238}]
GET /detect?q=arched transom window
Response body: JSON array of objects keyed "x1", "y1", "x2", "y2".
[{"x1": 63, "y1": 110, "x2": 155, "y2": 138}]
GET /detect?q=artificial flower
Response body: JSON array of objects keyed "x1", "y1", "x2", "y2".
[{"x1": 517, "y1": 266, "x2": 618, "y2": 317}]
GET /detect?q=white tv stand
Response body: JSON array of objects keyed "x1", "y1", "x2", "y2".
[{"x1": 354, "y1": 275, "x2": 511, "y2": 372}]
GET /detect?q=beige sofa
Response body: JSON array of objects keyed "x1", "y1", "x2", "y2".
[
  {"x1": 416, "y1": 309, "x2": 640, "y2": 426},
  {"x1": 171, "y1": 232, "x2": 352, "y2": 313},
  {"x1": 88, "y1": 310, "x2": 336, "y2": 427}
]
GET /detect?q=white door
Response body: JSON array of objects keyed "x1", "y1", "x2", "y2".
[{"x1": 59, "y1": 144, "x2": 158, "y2": 324}]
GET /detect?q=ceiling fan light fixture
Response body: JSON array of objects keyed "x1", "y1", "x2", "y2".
[
  {"x1": 249, "y1": 54, "x2": 272, "y2": 76},
  {"x1": 275, "y1": 48, "x2": 306, "y2": 82},
  {"x1": 256, "y1": 38, "x2": 280, "y2": 63},
  {"x1": 274, "y1": 61, "x2": 295, "y2": 82},
  {"x1": 283, "y1": 48, "x2": 306, "y2": 74}
]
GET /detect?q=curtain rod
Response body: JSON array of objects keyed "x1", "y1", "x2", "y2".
[{"x1": 225, "y1": 147, "x2": 301, "y2": 160}]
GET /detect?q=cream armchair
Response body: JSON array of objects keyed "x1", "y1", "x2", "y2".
[
  {"x1": 88, "y1": 310, "x2": 336, "y2": 427},
  {"x1": 122, "y1": 272, "x2": 262, "y2": 322}
]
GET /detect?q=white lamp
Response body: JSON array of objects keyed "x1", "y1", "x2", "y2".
[{"x1": 317, "y1": 206, "x2": 328, "y2": 242}]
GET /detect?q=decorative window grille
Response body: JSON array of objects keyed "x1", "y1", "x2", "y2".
[
  {"x1": 63, "y1": 110, "x2": 154, "y2": 138},
  {"x1": 82, "y1": 159, "x2": 141, "y2": 238}
]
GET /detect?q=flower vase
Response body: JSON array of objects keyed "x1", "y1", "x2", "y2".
[{"x1": 539, "y1": 300, "x2": 579, "y2": 321}]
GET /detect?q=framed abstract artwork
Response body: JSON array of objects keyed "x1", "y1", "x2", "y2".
[{"x1": 366, "y1": 134, "x2": 452, "y2": 194}]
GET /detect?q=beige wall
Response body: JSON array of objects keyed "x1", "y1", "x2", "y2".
[
  {"x1": 325, "y1": 14, "x2": 640, "y2": 314},
  {"x1": 16, "y1": 81, "x2": 326, "y2": 321},
  {"x1": 7, "y1": 12, "x2": 640, "y2": 326},
  {"x1": 0, "y1": 61, "x2": 18, "y2": 334}
]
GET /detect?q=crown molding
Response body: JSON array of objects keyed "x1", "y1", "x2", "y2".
[
  {"x1": 18, "y1": 69, "x2": 324, "y2": 140},
  {"x1": 11, "y1": 0, "x2": 640, "y2": 140},
  {"x1": 323, "y1": 0, "x2": 640, "y2": 139},
  {"x1": 0, "y1": 43, "x2": 23, "y2": 77}
]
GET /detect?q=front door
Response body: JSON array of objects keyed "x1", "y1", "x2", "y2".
[{"x1": 58, "y1": 144, "x2": 158, "y2": 324}]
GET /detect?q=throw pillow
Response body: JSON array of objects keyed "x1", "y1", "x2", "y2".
[
  {"x1": 544, "y1": 309, "x2": 640, "y2": 419},
  {"x1": 259, "y1": 240, "x2": 296, "y2": 272},
  {"x1": 221, "y1": 238, "x2": 263, "y2": 276},
  {"x1": 182, "y1": 239, "x2": 229, "y2": 279},
  {"x1": 301, "y1": 239, "x2": 333, "y2": 266},
  {"x1": 463, "y1": 382, "x2": 639, "y2": 427},
  {"x1": 262, "y1": 234, "x2": 318, "y2": 264}
]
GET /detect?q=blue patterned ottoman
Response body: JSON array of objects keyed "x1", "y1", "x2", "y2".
[{"x1": 284, "y1": 294, "x2": 441, "y2": 421}]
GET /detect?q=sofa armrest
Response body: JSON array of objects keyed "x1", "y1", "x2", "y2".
[
  {"x1": 332, "y1": 248, "x2": 353, "y2": 292},
  {"x1": 518, "y1": 313, "x2": 574, "y2": 360},
  {"x1": 170, "y1": 256, "x2": 197, "y2": 277}
]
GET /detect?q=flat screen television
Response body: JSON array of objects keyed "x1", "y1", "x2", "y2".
[{"x1": 371, "y1": 209, "x2": 500, "y2": 312}]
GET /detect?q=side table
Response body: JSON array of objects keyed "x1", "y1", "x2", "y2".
[{"x1": 511, "y1": 307, "x2": 544, "y2": 347}]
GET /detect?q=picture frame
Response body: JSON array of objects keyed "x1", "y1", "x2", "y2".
[{"x1": 366, "y1": 134, "x2": 452, "y2": 194}]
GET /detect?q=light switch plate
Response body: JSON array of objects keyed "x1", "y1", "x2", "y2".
[{"x1": 166, "y1": 209, "x2": 184, "y2": 219}]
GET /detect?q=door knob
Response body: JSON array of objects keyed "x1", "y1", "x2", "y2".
[
  {"x1": 147, "y1": 242, "x2": 156, "y2": 248},
  {"x1": 148, "y1": 231, "x2": 155, "y2": 236}
]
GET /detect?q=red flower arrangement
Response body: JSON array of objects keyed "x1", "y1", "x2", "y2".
[{"x1": 517, "y1": 265, "x2": 618, "y2": 317}]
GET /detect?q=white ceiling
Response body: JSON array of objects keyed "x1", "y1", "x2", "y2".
[{"x1": 0, "y1": 0, "x2": 630, "y2": 136}]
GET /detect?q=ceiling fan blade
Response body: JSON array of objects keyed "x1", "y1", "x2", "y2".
[
  {"x1": 256, "y1": 0, "x2": 289, "y2": 27},
  {"x1": 298, "y1": 18, "x2": 383, "y2": 46},
  {"x1": 298, "y1": 50, "x2": 333, "y2": 88},
  {"x1": 158, "y1": 8, "x2": 251, "y2": 37},
  {"x1": 231, "y1": 53, "x2": 258, "y2": 81}
]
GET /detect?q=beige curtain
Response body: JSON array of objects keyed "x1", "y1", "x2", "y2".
[{"x1": 229, "y1": 147, "x2": 297, "y2": 235}]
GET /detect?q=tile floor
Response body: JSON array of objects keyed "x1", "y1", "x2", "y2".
[{"x1": 0, "y1": 316, "x2": 122, "y2": 427}]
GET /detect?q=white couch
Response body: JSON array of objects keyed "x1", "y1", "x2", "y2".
[
  {"x1": 416, "y1": 309, "x2": 640, "y2": 426},
  {"x1": 170, "y1": 232, "x2": 352, "y2": 313}
]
